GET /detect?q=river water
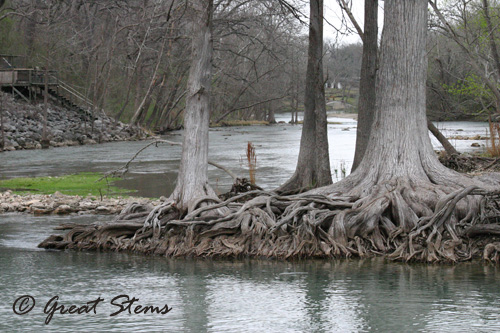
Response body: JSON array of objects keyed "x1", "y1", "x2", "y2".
[
  {"x1": 1, "y1": 213, "x2": 500, "y2": 332},
  {"x1": 1, "y1": 116, "x2": 499, "y2": 331},
  {"x1": 0, "y1": 114, "x2": 491, "y2": 197}
]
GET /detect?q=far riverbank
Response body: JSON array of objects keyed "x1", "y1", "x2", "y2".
[
  {"x1": 0, "y1": 190, "x2": 158, "y2": 215},
  {"x1": 0, "y1": 92, "x2": 151, "y2": 152}
]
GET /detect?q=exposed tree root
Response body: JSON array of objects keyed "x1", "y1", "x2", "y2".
[
  {"x1": 439, "y1": 153, "x2": 500, "y2": 173},
  {"x1": 39, "y1": 173, "x2": 500, "y2": 264}
]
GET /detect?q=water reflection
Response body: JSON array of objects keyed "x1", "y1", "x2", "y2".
[
  {"x1": 1, "y1": 238, "x2": 500, "y2": 331},
  {"x1": 2, "y1": 212, "x2": 500, "y2": 332}
]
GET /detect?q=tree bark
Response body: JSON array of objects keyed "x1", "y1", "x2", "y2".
[
  {"x1": 352, "y1": 0, "x2": 378, "y2": 171},
  {"x1": 354, "y1": 0, "x2": 432, "y2": 180},
  {"x1": 267, "y1": 102, "x2": 276, "y2": 124},
  {"x1": 169, "y1": 0, "x2": 218, "y2": 212},
  {"x1": 278, "y1": 0, "x2": 332, "y2": 193}
]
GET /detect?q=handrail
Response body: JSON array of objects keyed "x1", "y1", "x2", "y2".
[
  {"x1": 0, "y1": 66, "x2": 95, "y2": 115},
  {"x1": 1, "y1": 56, "x2": 12, "y2": 68},
  {"x1": 56, "y1": 78, "x2": 90, "y2": 103},
  {"x1": 51, "y1": 76, "x2": 94, "y2": 110},
  {"x1": 58, "y1": 83, "x2": 93, "y2": 107}
]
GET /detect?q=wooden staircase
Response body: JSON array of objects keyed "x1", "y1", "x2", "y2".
[
  {"x1": 47, "y1": 78, "x2": 95, "y2": 120},
  {"x1": 0, "y1": 55, "x2": 96, "y2": 120}
]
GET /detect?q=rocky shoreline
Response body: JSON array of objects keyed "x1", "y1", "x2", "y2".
[
  {"x1": 0, "y1": 92, "x2": 151, "y2": 151},
  {"x1": 0, "y1": 191, "x2": 159, "y2": 215}
]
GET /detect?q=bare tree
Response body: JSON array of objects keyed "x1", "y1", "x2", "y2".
[
  {"x1": 341, "y1": 0, "x2": 457, "y2": 164},
  {"x1": 351, "y1": 0, "x2": 378, "y2": 171},
  {"x1": 429, "y1": 0, "x2": 500, "y2": 116},
  {"x1": 168, "y1": 0, "x2": 219, "y2": 212},
  {"x1": 278, "y1": 0, "x2": 332, "y2": 193},
  {"x1": 481, "y1": 0, "x2": 500, "y2": 79}
]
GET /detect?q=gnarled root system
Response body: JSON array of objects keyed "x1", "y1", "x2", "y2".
[{"x1": 39, "y1": 177, "x2": 500, "y2": 263}]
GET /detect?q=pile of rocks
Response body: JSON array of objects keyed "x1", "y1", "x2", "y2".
[
  {"x1": 448, "y1": 134, "x2": 489, "y2": 140},
  {"x1": 0, "y1": 190, "x2": 159, "y2": 215},
  {"x1": 0, "y1": 92, "x2": 152, "y2": 151}
]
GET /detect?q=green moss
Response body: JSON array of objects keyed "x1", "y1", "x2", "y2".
[{"x1": 0, "y1": 172, "x2": 134, "y2": 197}]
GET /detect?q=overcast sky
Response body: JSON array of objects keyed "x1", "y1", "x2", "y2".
[{"x1": 323, "y1": 0, "x2": 385, "y2": 45}]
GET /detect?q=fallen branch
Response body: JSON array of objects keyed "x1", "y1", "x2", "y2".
[
  {"x1": 208, "y1": 161, "x2": 237, "y2": 180},
  {"x1": 98, "y1": 139, "x2": 239, "y2": 181}
]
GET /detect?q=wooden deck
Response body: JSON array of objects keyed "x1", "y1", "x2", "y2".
[
  {"x1": 0, "y1": 55, "x2": 94, "y2": 119},
  {"x1": 0, "y1": 68, "x2": 58, "y2": 86},
  {"x1": 0, "y1": 55, "x2": 58, "y2": 87}
]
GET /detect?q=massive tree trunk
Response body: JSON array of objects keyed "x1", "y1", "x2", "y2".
[
  {"x1": 302, "y1": 0, "x2": 500, "y2": 261},
  {"x1": 168, "y1": 0, "x2": 218, "y2": 212},
  {"x1": 349, "y1": 0, "x2": 455, "y2": 167},
  {"x1": 352, "y1": 0, "x2": 378, "y2": 171},
  {"x1": 353, "y1": 0, "x2": 440, "y2": 182},
  {"x1": 323, "y1": 0, "x2": 465, "y2": 196},
  {"x1": 278, "y1": 0, "x2": 332, "y2": 193}
]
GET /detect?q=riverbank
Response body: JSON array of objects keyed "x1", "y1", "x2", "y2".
[
  {"x1": 0, "y1": 190, "x2": 158, "y2": 215},
  {"x1": 0, "y1": 92, "x2": 152, "y2": 152}
]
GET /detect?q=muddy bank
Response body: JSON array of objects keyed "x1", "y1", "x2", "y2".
[
  {"x1": 0, "y1": 190, "x2": 158, "y2": 215},
  {"x1": 0, "y1": 92, "x2": 152, "y2": 151}
]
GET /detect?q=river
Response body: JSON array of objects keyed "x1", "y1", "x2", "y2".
[
  {"x1": 1, "y1": 116, "x2": 499, "y2": 331},
  {"x1": 0, "y1": 114, "x2": 491, "y2": 197},
  {"x1": 1, "y1": 213, "x2": 499, "y2": 331}
]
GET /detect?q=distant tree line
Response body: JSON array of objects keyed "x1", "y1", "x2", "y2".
[{"x1": 0, "y1": 0, "x2": 498, "y2": 131}]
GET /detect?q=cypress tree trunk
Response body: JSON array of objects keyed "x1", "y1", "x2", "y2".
[
  {"x1": 352, "y1": 0, "x2": 378, "y2": 171},
  {"x1": 355, "y1": 0, "x2": 433, "y2": 181},
  {"x1": 278, "y1": 0, "x2": 331, "y2": 193},
  {"x1": 312, "y1": 0, "x2": 497, "y2": 259},
  {"x1": 169, "y1": 0, "x2": 218, "y2": 212}
]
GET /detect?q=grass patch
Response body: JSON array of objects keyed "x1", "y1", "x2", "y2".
[{"x1": 0, "y1": 172, "x2": 133, "y2": 197}]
